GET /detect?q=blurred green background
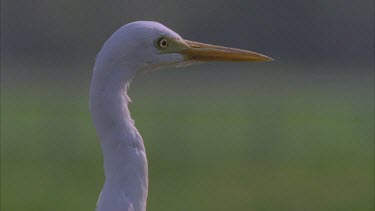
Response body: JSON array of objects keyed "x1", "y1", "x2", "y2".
[{"x1": 1, "y1": 0, "x2": 374, "y2": 210}]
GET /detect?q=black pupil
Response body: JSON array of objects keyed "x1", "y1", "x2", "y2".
[{"x1": 160, "y1": 39, "x2": 167, "y2": 47}]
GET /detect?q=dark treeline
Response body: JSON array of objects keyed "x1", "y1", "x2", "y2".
[{"x1": 2, "y1": 0, "x2": 373, "y2": 71}]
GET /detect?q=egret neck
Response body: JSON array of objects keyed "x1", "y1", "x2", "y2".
[{"x1": 90, "y1": 61, "x2": 148, "y2": 211}]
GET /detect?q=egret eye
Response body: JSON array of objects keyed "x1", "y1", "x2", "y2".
[{"x1": 157, "y1": 37, "x2": 169, "y2": 49}]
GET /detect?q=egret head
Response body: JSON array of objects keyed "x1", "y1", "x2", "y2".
[{"x1": 95, "y1": 21, "x2": 272, "y2": 76}]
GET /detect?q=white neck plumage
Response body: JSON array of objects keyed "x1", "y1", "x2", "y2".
[{"x1": 90, "y1": 63, "x2": 148, "y2": 211}]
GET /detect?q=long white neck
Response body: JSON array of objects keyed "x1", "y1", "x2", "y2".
[{"x1": 90, "y1": 62, "x2": 148, "y2": 211}]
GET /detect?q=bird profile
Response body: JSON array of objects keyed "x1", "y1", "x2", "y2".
[{"x1": 90, "y1": 21, "x2": 272, "y2": 211}]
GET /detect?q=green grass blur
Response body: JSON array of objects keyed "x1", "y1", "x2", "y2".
[{"x1": 1, "y1": 64, "x2": 374, "y2": 211}]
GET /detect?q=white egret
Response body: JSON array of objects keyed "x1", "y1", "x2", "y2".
[{"x1": 90, "y1": 21, "x2": 272, "y2": 211}]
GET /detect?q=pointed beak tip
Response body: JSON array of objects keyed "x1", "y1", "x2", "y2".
[
  {"x1": 266, "y1": 57, "x2": 274, "y2": 62},
  {"x1": 256, "y1": 55, "x2": 273, "y2": 62},
  {"x1": 258, "y1": 53, "x2": 274, "y2": 61}
]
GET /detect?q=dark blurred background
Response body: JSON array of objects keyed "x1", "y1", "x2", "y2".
[{"x1": 1, "y1": 0, "x2": 374, "y2": 211}]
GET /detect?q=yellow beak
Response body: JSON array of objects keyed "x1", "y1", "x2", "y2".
[{"x1": 181, "y1": 40, "x2": 273, "y2": 62}]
